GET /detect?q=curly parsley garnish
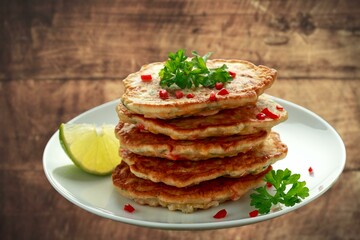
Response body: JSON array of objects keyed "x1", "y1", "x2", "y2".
[
  {"x1": 250, "y1": 168, "x2": 310, "y2": 214},
  {"x1": 159, "y1": 49, "x2": 233, "y2": 89}
]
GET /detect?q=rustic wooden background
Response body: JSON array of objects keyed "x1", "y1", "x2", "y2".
[{"x1": 1, "y1": 0, "x2": 359, "y2": 239}]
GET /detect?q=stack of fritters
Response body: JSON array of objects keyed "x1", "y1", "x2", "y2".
[{"x1": 113, "y1": 59, "x2": 288, "y2": 213}]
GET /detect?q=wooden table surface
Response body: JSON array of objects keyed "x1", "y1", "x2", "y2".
[{"x1": 1, "y1": 0, "x2": 359, "y2": 239}]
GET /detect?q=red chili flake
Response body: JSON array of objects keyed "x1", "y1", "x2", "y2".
[
  {"x1": 175, "y1": 90, "x2": 184, "y2": 99},
  {"x1": 249, "y1": 210, "x2": 259, "y2": 218},
  {"x1": 159, "y1": 89, "x2": 169, "y2": 100},
  {"x1": 136, "y1": 123, "x2": 145, "y2": 131},
  {"x1": 213, "y1": 209, "x2": 227, "y2": 219},
  {"x1": 276, "y1": 105, "x2": 284, "y2": 111},
  {"x1": 256, "y1": 112, "x2": 267, "y2": 120},
  {"x1": 215, "y1": 82, "x2": 224, "y2": 90},
  {"x1": 169, "y1": 153, "x2": 181, "y2": 161},
  {"x1": 308, "y1": 167, "x2": 314, "y2": 175},
  {"x1": 266, "y1": 182, "x2": 273, "y2": 188},
  {"x1": 261, "y1": 108, "x2": 280, "y2": 119},
  {"x1": 124, "y1": 204, "x2": 135, "y2": 213},
  {"x1": 217, "y1": 88, "x2": 229, "y2": 96},
  {"x1": 186, "y1": 93, "x2": 195, "y2": 98},
  {"x1": 140, "y1": 74, "x2": 152, "y2": 82},
  {"x1": 209, "y1": 91, "x2": 217, "y2": 101},
  {"x1": 229, "y1": 71, "x2": 236, "y2": 78}
]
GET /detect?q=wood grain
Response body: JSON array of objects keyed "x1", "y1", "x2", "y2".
[
  {"x1": 1, "y1": 0, "x2": 359, "y2": 80},
  {"x1": 1, "y1": 0, "x2": 359, "y2": 239}
]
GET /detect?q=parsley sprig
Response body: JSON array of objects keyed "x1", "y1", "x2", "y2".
[
  {"x1": 250, "y1": 168, "x2": 310, "y2": 214},
  {"x1": 159, "y1": 49, "x2": 232, "y2": 89}
]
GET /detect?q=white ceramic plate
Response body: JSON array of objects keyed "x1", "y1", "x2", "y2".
[{"x1": 43, "y1": 96, "x2": 346, "y2": 230}]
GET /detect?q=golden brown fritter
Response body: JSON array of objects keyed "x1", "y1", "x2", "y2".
[
  {"x1": 116, "y1": 122, "x2": 269, "y2": 160},
  {"x1": 121, "y1": 132, "x2": 287, "y2": 187},
  {"x1": 121, "y1": 59, "x2": 276, "y2": 119},
  {"x1": 117, "y1": 95, "x2": 287, "y2": 140},
  {"x1": 112, "y1": 162, "x2": 272, "y2": 213}
]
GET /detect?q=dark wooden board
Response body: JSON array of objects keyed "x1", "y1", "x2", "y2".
[{"x1": 1, "y1": 0, "x2": 359, "y2": 80}]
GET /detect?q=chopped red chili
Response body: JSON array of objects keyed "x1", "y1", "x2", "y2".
[
  {"x1": 140, "y1": 74, "x2": 152, "y2": 81},
  {"x1": 249, "y1": 210, "x2": 259, "y2": 218},
  {"x1": 159, "y1": 89, "x2": 169, "y2": 100},
  {"x1": 276, "y1": 105, "x2": 284, "y2": 111},
  {"x1": 261, "y1": 108, "x2": 280, "y2": 119},
  {"x1": 229, "y1": 71, "x2": 236, "y2": 78},
  {"x1": 256, "y1": 112, "x2": 267, "y2": 120},
  {"x1": 136, "y1": 123, "x2": 145, "y2": 131},
  {"x1": 213, "y1": 209, "x2": 227, "y2": 219},
  {"x1": 308, "y1": 167, "x2": 314, "y2": 174},
  {"x1": 175, "y1": 90, "x2": 184, "y2": 99},
  {"x1": 124, "y1": 204, "x2": 135, "y2": 213},
  {"x1": 186, "y1": 93, "x2": 195, "y2": 98},
  {"x1": 215, "y1": 82, "x2": 224, "y2": 90},
  {"x1": 266, "y1": 182, "x2": 273, "y2": 188},
  {"x1": 218, "y1": 88, "x2": 229, "y2": 96},
  {"x1": 209, "y1": 91, "x2": 217, "y2": 101}
]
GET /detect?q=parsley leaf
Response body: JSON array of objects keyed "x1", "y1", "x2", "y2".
[
  {"x1": 159, "y1": 49, "x2": 233, "y2": 89},
  {"x1": 250, "y1": 168, "x2": 310, "y2": 214}
]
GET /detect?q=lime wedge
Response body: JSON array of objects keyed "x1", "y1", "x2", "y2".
[{"x1": 59, "y1": 123, "x2": 121, "y2": 175}]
